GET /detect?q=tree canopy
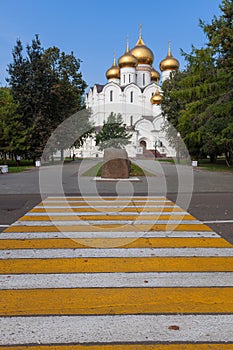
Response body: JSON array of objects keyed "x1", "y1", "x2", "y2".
[
  {"x1": 161, "y1": 0, "x2": 233, "y2": 165},
  {"x1": 0, "y1": 87, "x2": 27, "y2": 159},
  {"x1": 6, "y1": 34, "x2": 89, "y2": 160},
  {"x1": 95, "y1": 113, "x2": 132, "y2": 150}
]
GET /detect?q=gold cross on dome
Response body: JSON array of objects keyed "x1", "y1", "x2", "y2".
[{"x1": 139, "y1": 23, "x2": 142, "y2": 38}]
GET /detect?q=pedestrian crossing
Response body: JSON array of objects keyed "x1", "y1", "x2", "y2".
[{"x1": 0, "y1": 196, "x2": 233, "y2": 348}]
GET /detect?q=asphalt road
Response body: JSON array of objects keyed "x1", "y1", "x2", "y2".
[{"x1": 0, "y1": 159, "x2": 232, "y2": 243}]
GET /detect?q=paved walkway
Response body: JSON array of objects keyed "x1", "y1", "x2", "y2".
[
  {"x1": 0, "y1": 196, "x2": 233, "y2": 348},
  {"x1": 1, "y1": 159, "x2": 233, "y2": 195}
]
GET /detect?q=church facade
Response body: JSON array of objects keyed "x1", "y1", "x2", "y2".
[{"x1": 77, "y1": 31, "x2": 179, "y2": 158}]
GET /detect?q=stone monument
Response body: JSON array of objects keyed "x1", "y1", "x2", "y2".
[{"x1": 101, "y1": 148, "x2": 130, "y2": 179}]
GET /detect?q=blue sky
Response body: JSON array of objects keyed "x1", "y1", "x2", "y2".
[{"x1": 0, "y1": 0, "x2": 222, "y2": 90}]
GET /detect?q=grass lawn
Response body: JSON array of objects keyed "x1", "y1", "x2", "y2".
[
  {"x1": 82, "y1": 162, "x2": 155, "y2": 177},
  {"x1": 197, "y1": 159, "x2": 233, "y2": 172},
  {"x1": 0, "y1": 159, "x2": 34, "y2": 167},
  {"x1": 156, "y1": 158, "x2": 175, "y2": 163},
  {"x1": 156, "y1": 157, "x2": 232, "y2": 172},
  {"x1": 0, "y1": 158, "x2": 75, "y2": 173},
  {"x1": 8, "y1": 166, "x2": 34, "y2": 173}
]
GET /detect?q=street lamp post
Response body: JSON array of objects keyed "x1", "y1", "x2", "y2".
[
  {"x1": 154, "y1": 141, "x2": 157, "y2": 159},
  {"x1": 177, "y1": 132, "x2": 181, "y2": 164}
]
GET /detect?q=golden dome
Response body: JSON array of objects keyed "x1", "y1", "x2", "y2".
[
  {"x1": 150, "y1": 88, "x2": 162, "y2": 105},
  {"x1": 106, "y1": 56, "x2": 120, "y2": 80},
  {"x1": 151, "y1": 67, "x2": 160, "y2": 82},
  {"x1": 160, "y1": 43, "x2": 179, "y2": 72},
  {"x1": 130, "y1": 35, "x2": 154, "y2": 66},
  {"x1": 118, "y1": 42, "x2": 138, "y2": 68}
]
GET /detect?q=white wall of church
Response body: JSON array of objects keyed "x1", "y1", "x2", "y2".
[
  {"x1": 120, "y1": 67, "x2": 136, "y2": 85},
  {"x1": 136, "y1": 64, "x2": 151, "y2": 88},
  {"x1": 87, "y1": 82, "x2": 162, "y2": 128},
  {"x1": 161, "y1": 69, "x2": 172, "y2": 83}
]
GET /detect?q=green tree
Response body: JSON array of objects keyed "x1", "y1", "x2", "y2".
[
  {"x1": 41, "y1": 46, "x2": 88, "y2": 160},
  {"x1": 161, "y1": 0, "x2": 233, "y2": 165},
  {"x1": 95, "y1": 112, "x2": 131, "y2": 150},
  {"x1": 199, "y1": 0, "x2": 233, "y2": 165},
  {"x1": 179, "y1": 47, "x2": 218, "y2": 161},
  {"x1": 0, "y1": 88, "x2": 27, "y2": 160},
  {"x1": 161, "y1": 71, "x2": 186, "y2": 150},
  {"x1": 7, "y1": 35, "x2": 88, "y2": 160}
]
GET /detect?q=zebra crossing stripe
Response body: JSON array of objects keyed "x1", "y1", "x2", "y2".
[
  {"x1": 1, "y1": 345, "x2": 233, "y2": 350},
  {"x1": 1, "y1": 247, "x2": 233, "y2": 259},
  {"x1": 1, "y1": 287, "x2": 233, "y2": 316},
  {"x1": 44, "y1": 196, "x2": 168, "y2": 200},
  {"x1": 31, "y1": 207, "x2": 185, "y2": 212},
  {"x1": 19, "y1": 214, "x2": 196, "y2": 221},
  {"x1": 24, "y1": 211, "x2": 188, "y2": 216},
  {"x1": 0, "y1": 237, "x2": 230, "y2": 249},
  {"x1": 0, "y1": 230, "x2": 220, "y2": 239},
  {"x1": 1, "y1": 256, "x2": 233, "y2": 274},
  {"x1": 1, "y1": 272, "x2": 233, "y2": 289},
  {"x1": 4, "y1": 223, "x2": 212, "y2": 232},
  {"x1": 0, "y1": 315, "x2": 233, "y2": 344}
]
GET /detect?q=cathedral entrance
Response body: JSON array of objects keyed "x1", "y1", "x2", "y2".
[{"x1": 140, "y1": 140, "x2": 147, "y2": 153}]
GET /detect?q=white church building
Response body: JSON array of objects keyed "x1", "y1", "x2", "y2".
[{"x1": 77, "y1": 31, "x2": 179, "y2": 158}]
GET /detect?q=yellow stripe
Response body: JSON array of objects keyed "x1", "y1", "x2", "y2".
[
  {"x1": 4, "y1": 224, "x2": 211, "y2": 233},
  {"x1": 0, "y1": 257, "x2": 232, "y2": 274},
  {"x1": 0, "y1": 237, "x2": 231, "y2": 249},
  {"x1": 1, "y1": 287, "x2": 233, "y2": 316},
  {"x1": 30, "y1": 207, "x2": 184, "y2": 213},
  {"x1": 19, "y1": 214, "x2": 196, "y2": 221},
  {"x1": 2, "y1": 344, "x2": 233, "y2": 349}
]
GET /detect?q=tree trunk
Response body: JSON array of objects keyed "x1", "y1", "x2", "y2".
[
  {"x1": 60, "y1": 148, "x2": 64, "y2": 161},
  {"x1": 225, "y1": 151, "x2": 233, "y2": 167},
  {"x1": 210, "y1": 154, "x2": 216, "y2": 164}
]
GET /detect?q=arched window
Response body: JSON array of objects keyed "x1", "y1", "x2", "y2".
[
  {"x1": 110, "y1": 90, "x2": 113, "y2": 102},
  {"x1": 130, "y1": 115, "x2": 133, "y2": 126},
  {"x1": 123, "y1": 75, "x2": 126, "y2": 84},
  {"x1": 130, "y1": 91, "x2": 133, "y2": 103}
]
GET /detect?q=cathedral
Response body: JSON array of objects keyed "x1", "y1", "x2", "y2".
[{"x1": 78, "y1": 30, "x2": 179, "y2": 158}]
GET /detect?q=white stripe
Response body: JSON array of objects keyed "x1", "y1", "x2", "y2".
[
  {"x1": 0, "y1": 230, "x2": 220, "y2": 239},
  {"x1": 45, "y1": 196, "x2": 168, "y2": 200},
  {"x1": 46, "y1": 195, "x2": 166, "y2": 200},
  {"x1": 38, "y1": 205, "x2": 179, "y2": 209},
  {"x1": 203, "y1": 220, "x2": 233, "y2": 224},
  {"x1": 1, "y1": 272, "x2": 233, "y2": 289},
  {"x1": 1, "y1": 315, "x2": 232, "y2": 344},
  {"x1": 24, "y1": 211, "x2": 188, "y2": 216},
  {"x1": 0, "y1": 224, "x2": 9, "y2": 227},
  {"x1": 1, "y1": 247, "x2": 233, "y2": 259},
  {"x1": 14, "y1": 220, "x2": 200, "y2": 226}
]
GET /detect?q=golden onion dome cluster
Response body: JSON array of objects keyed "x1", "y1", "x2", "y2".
[{"x1": 106, "y1": 32, "x2": 179, "y2": 80}]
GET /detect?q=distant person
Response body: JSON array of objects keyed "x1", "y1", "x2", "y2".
[{"x1": 16, "y1": 155, "x2": 21, "y2": 166}]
